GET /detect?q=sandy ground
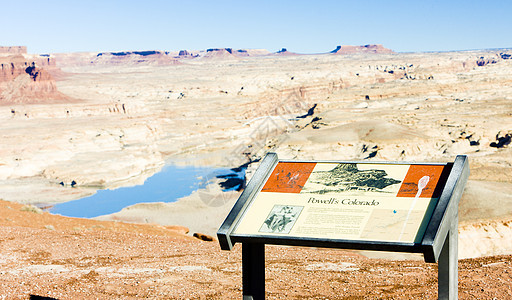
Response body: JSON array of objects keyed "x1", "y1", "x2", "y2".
[{"x1": 1, "y1": 200, "x2": 511, "y2": 299}]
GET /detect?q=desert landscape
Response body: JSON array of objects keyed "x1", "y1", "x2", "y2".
[{"x1": 1, "y1": 44, "x2": 512, "y2": 298}]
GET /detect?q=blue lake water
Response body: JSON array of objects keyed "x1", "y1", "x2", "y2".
[{"x1": 49, "y1": 164, "x2": 246, "y2": 218}]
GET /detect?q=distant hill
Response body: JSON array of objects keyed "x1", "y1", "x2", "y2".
[{"x1": 330, "y1": 44, "x2": 394, "y2": 54}]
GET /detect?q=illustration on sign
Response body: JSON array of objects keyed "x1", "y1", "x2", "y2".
[
  {"x1": 234, "y1": 162, "x2": 450, "y2": 243},
  {"x1": 305, "y1": 163, "x2": 401, "y2": 194},
  {"x1": 259, "y1": 205, "x2": 303, "y2": 234}
]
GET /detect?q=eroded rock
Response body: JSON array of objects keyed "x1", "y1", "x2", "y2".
[{"x1": 193, "y1": 232, "x2": 215, "y2": 241}]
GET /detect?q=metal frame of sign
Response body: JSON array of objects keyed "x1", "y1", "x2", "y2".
[{"x1": 218, "y1": 153, "x2": 469, "y2": 300}]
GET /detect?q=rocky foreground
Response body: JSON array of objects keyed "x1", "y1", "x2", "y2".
[{"x1": 1, "y1": 200, "x2": 511, "y2": 299}]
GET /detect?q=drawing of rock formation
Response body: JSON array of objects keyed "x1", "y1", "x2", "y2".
[{"x1": 307, "y1": 163, "x2": 401, "y2": 193}]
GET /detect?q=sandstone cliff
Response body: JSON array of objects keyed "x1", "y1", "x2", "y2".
[
  {"x1": 0, "y1": 55, "x2": 29, "y2": 81},
  {"x1": 177, "y1": 50, "x2": 199, "y2": 58},
  {"x1": 202, "y1": 48, "x2": 237, "y2": 59},
  {"x1": 0, "y1": 54, "x2": 67, "y2": 104}
]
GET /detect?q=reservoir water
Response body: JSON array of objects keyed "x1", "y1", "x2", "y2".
[{"x1": 49, "y1": 164, "x2": 245, "y2": 218}]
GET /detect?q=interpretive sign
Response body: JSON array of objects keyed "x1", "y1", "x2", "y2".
[
  {"x1": 218, "y1": 153, "x2": 469, "y2": 300},
  {"x1": 234, "y1": 161, "x2": 448, "y2": 244}
]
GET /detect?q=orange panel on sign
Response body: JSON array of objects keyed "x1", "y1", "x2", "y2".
[
  {"x1": 396, "y1": 164, "x2": 448, "y2": 198},
  {"x1": 261, "y1": 162, "x2": 317, "y2": 193}
]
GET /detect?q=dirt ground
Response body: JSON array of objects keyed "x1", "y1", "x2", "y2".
[{"x1": 1, "y1": 200, "x2": 511, "y2": 299}]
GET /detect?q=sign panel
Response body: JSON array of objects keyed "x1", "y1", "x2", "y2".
[
  {"x1": 233, "y1": 161, "x2": 449, "y2": 244},
  {"x1": 219, "y1": 153, "x2": 469, "y2": 299}
]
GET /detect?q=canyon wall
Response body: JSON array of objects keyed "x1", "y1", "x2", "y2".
[{"x1": 0, "y1": 49, "x2": 67, "y2": 104}]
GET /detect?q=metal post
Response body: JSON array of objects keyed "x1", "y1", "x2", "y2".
[
  {"x1": 242, "y1": 243, "x2": 265, "y2": 300},
  {"x1": 438, "y1": 215, "x2": 458, "y2": 299}
]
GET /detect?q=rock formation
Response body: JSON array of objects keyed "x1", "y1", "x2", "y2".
[
  {"x1": 500, "y1": 52, "x2": 512, "y2": 60},
  {"x1": 202, "y1": 48, "x2": 237, "y2": 59},
  {"x1": 177, "y1": 50, "x2": 199, "y2": 58},
  {"x1": 35, "y1": 55, "x2": 66, "y2": 80},
  {"x1": 490, "y1": 132, "x2": 511, "y2": 148},
  {"x1": 476, "y1": 56, "x2": 498, "y2": 66},
  {"x1": 178, "y1": 50, "x2": 190, "y2": 56},
  {"x1": 0, "y1": 55, "x2": 28, "y2": 81},
  {"x1": 193, "y1": 232, "x2": 215, "y2": 241},
  {"x1": 0, "y1": 52, "x2": 68, "y2": 104},
  {"x1": 470, "y1": 52, "x2": 511, "y2": 68},
  {"x1": 274, "y1": 48, "x2": 298, "y2": 55},
  {"x1": 330, "y1": 44, "x2": 394, "y2": 54}
]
